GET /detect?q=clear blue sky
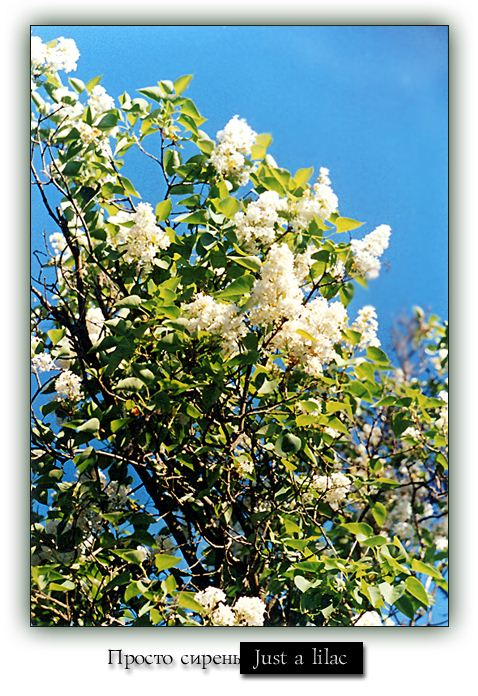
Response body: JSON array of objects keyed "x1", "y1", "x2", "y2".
[{"x1": 32, "y1": 25, "x2": 448, "y2": 348}]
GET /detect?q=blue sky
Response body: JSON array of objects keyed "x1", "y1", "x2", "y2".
[{"x1": 32, "y1": 25, "x2": 448, "y2": 347}]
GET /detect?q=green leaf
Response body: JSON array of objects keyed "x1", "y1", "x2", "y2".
[
  {"x1": 47, "y1": 328, "x2": 65, "y2": 346},
  {"x1": 49, "y1": 580, "x2": 76, "y2": 592},
  {"x1": 342, "y1": 522, "x2": 374, "y2": 540},
  {"x1": 379, "y1": 581, "x2": 403, "y2": 605},
  {"x1": 177, "y1": 591, "x2": 203, "y2": 613},
  {"x1": 154, "y1": 553, "x2": 181, "y2": 572},
  {"x1": 116, "y1": 295, "x2": 143, "y2": 309},
  {"x1": 137, "y1": 86, "x2": 164, "y2": 102},
  {"x1": 215, "y1": 275, "x2": 254, "y2": 300},
  {"x1": 162, "y1": 574, "x2": 177, "y2": 595},
  {"x1": 77, "y1": 417, "x2": 100, "y2": 434},
  {"x1": 366, "y1": 346, "x2": 390, "y2": 364},
  {"x1": 174, "y1": 210, "x2": 207, "y2": 225},
  {"x1": 362, "y1": 535, "x2": 388, "y2": 548},
  {"x1": 96, "y1": 112, "x2": 119, "y2": 130},
  {"x1": 62, "y1": 160, "x2": 82, "y2": 176},
  {"x1": 371, "y1": 501, "x2": 387, "y2": 528},
  {"x1": 229, "y1": 255, "x2": 261, "y2": 273},
  {"x1": 251, "y1": 133, "x2": 272, "y2": 160},
  {"x1": 113, "y1": 548, "x2": 147, "y2": 565},
  {"x1": 150, "y1": 608, "x2": 163, "y2": 624},
  {"x1": 294, "y1": 575, "x2": 314, "y2": 593},
  {"x1": 180, "y1": 98, "x2": 206, "y2": 125},
  {"x1": 174, "y1": 74, "x2": 193, "y2": 95},
  {"x1": 218, "y1": 196, "x2": 240, "y2": 218},
  {"x1": 275, "y1": 432, "x2": 302, "y2": 456},
  {"x1": 296, "y1": 413, "x2": 318, "y2": 427},
  {"x1": 339, "y1": 282, "x2": 355, "y2": 307},
  {"x1": 85, "y1": 75, "x2": 103, "y2": 92},
  {"x1": 68, "y1": 77, "x2": 85, "y2": 94},
  {"x1": 334, "y1": 217, "x2": 365, "y2": 233},
  {"x1": 394, "y1": 596, "x2": 416, "y2": 619},
  {"x1": 392, "y1": 413, "x2": 412, "y2": 437},
  {"x1": 325, "y1": 400, "x2": 353, "y2": 419},
  {"x1": 256, "y1": 378, "x2": 279, "y2": 396},
  {"x1": 411, "y1": 559, "x2": 442, "y2": 580},
  {"x1": 293, "y1": 167, "x2": 314, "y2": 187},
  {"x1": 156, "y1": 199, "x2": 172, "y2": 221},
  {"x1": 295, "y1": 328, "x2": 317, "y2": 342},
  {"x1": 124, "y1": 580, "x2": 147, "y2": 602},
  {"x1": 116, "y1": 377, "x2": 145, "y2": 392},
  {"x1": 405, "y1": 576, "x2": 429, "y2": 606}
]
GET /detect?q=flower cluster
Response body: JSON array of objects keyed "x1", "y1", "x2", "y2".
[
  {"x1": 351, "y1": 224, "x2": 391, "y2": 280},
  {"x1": 309, "y1": 472, "x2": 352, "y2": 510},
  {"x1": 31, "y1": 36, "x2": 80, "y2": 74},
  {"x1": 247, "y1": 243, "x2": 348, "y2": 374},
  {"x1": 54, "y1": 369, "x2": 82, "y2": 401},
  {"x1": 194, "y1": 587, "x2": 266, "y2": 626},
  {"x1": 436, "y1": 390, "x2": 448, "y2": 435},
  {"x1": 352, "y1": 305, "x2": 381, "y2": 349},
  {"x1": 234, "y1": 191, "x2": 287, "y2": 249},
  {"x1": 31, "y1": 352, "x2": 56, "y2": 373},
  {"x1": 275, "y1": 297, "x2": 347, "y2": 376},
  {"x1": 88, "y1": 85, "x2": 115, "y2": 116},
  {"x1": 181, "y1": 293, "x2": 247, "y2": 351},
  {"x1": 291, "y1": 169, "x2": 339, "y2": 231},
  {"x1": 86, "y1": 307, "x2": 106, "y2": 344},
  {"x1": 249, "y1": 243, "x2": 304, "y2": 326},
  {"x1": 109, "y1": 203, "x2": 171, "y2": 270},
  {"x1": 209, "y1": 115, "x2": 257, "y2": 186},
  {"x1": 354, "y1": 610, "x2": 394, "y2": 626}
]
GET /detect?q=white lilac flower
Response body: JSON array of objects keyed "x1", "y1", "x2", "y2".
[
  {"x1": 249, "y1": 243, "x2": 304, "y2": 327},
  {"x1": 291, "y1": 171, "x2": 339, "y2": 232},
  {"x1": 362, "y1": 423, "x2": 382, "y2": 448},
  {"x1": 318, "y1": 166, "x2": 331, "y2": 185},
  {"x1": 88, "y1": 85, "x2": 115, "y2": 116},
  {"x1": 435, "y1": 390, "x2": 448, "y2": 434},
  {"x1": 55, "y1": 369, "x2": 82, "y2": 401},
  {"x1": 216, "y1": 115, "x2": 257, "y2": 154},
  {"x1": 435, "y1": 535, "x2": 448, "y2": 552},
  {"x1": 234, "y1": 191, "x2": 287, "y2": 249},
  {"x1": 182, "y1": 293, "x2": 247, "y2": 350},
  {"x1": 31, "y1": 36, "x2": 48, "y2": 71},
  {"x1": 233, "y1": 596, "x2": 266, "y2": 626},
  {"x1": 353, "y1": 305, "x2": 381, "y2": 349},
  {"x1": 386, "y1": 491, "x2": 413, "y2": 539},
  {"x1": 311, "y1": 472, "x2": 352, "y2": 510},
  {"x1": 294, "y1": 245, "x2": 316, "y2": 282},
  {"x1": 109, "y1": 202, "x2": 171, "y2": 270},
  {"x1": 77, "y1": 122, "x2": 103, "y2": 146},
  {"x1": 32, "y1": 36, "x2": 80, "y2": 73},
  {"x1": 31, "y1": 352, "x2": 56, "y2": 373},
  {"x1": 233, "y1": 455, "x2": 254, "y2": 478},
  {"x1": 402, "y1": 426, "x2": 421, "y2": 441},
  {"x1": 210, "y1": 603, "x2": 236, "y2": 626},
  {"x1": 85, "y1": 307, "x2": 105, "y2": 344},
  {"x1": 51, "y1": 87, "x2": 85, "y2": 122},
  {"x1": 351, "y1": 224, "x2": 391, "y2": 280},
  {"x1": 194, "y1": 586, "x2": 227, "y2": 613},
  {"x1": 273, "y1": 297, "x2": 347, "y2": 376},
  {"x1": 354, "y1": 610, "x2": 384, "y2": 626},
  {"x1": 209, "y1": 115, "x2": 257, "y2": 186},
  {"x1": 48, "y1": 37, "x2": 80, "y2": 73}
]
